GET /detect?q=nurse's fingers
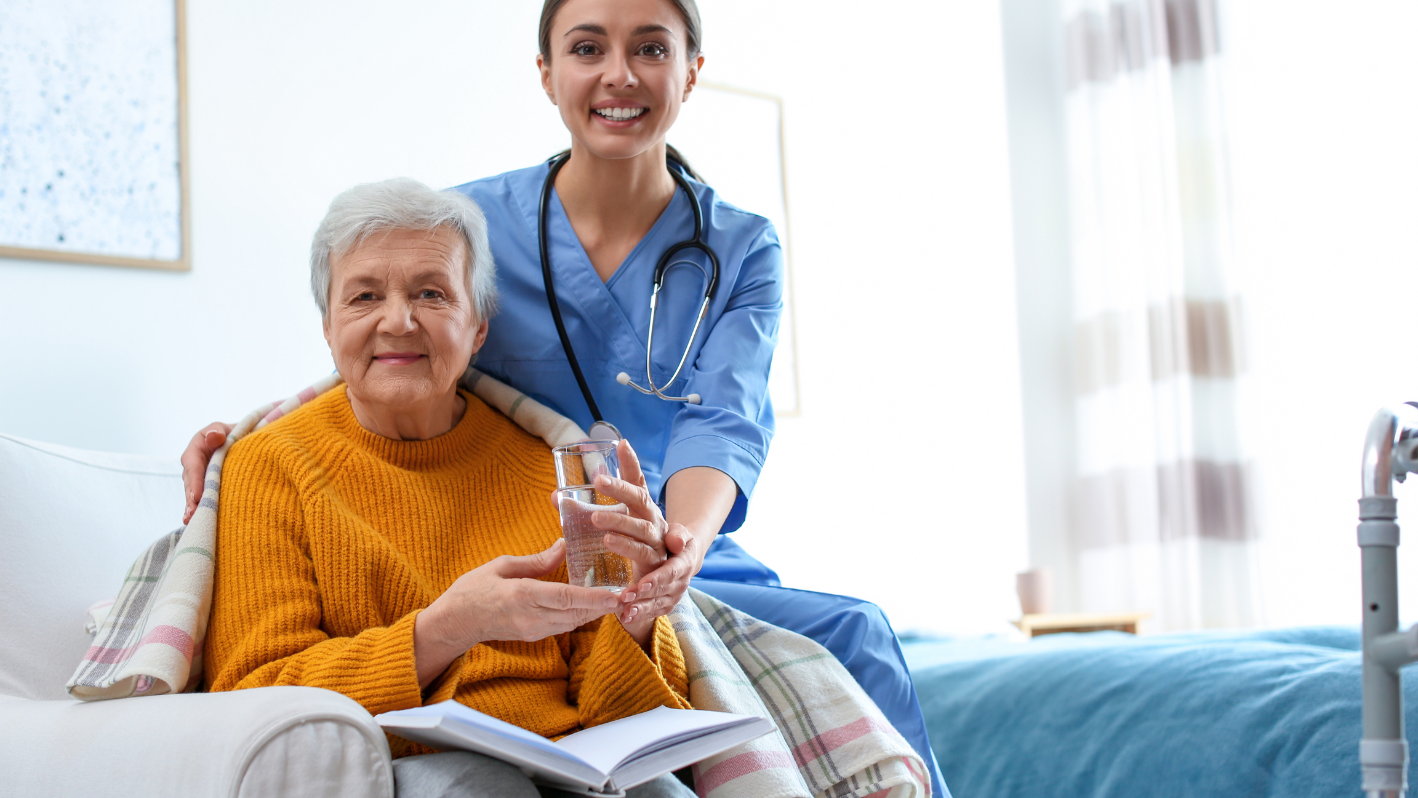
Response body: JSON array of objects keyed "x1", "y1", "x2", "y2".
[
  {"x1": 638, "y1": 551, "x2": 692, "y2": 598},
  {"x1": 621, "y1": 530, "x2": 697, "y2": 608},
  {"x1": 603, "y1": 532, "x2": 664, "y2": 575},
  {"x1": 593, "y1": 473, "x2": 659, "y2": 523},
  {"x1": 617, "y1": 439, "x2": 647, "y2": 490},
  {"x1": 181, "y1": 422, "x2": 231, "y2": 524},
  {"x1": 620, "y1": 593, "x2": 679, "y2": 623},
  {"x1": 591, "y1": 507, "x2": 663, "y2": 550}
]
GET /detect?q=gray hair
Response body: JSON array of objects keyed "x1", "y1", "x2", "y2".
[{"x1": 309, "y1": 177, "x2": 498, "y2": 322}]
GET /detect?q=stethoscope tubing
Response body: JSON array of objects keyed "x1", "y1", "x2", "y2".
[
  {"x1": 538, "y1": 154, "x2": 607, "y2": 424},
  {"x1": 538, "y1": 152, "x2": 722, "y2": 428}
]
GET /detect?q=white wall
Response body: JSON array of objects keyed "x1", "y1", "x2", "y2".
[
  {"x1": 1223, "y1": 0, "x2": 1418, "y2": 626},
  {"x1": 695, "y1": 1, "x2": 1027, "y2": 635},
  {"x1": 0, "y1": 0, "x2": 1027, "y2": 635}
]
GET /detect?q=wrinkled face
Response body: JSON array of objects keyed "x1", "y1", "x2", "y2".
[
  {"x1": 539, "y1": 0, "x2": 702, "y2": 161},
  {"x1": 323, "y1": 227, "x2": 486, "y2": 411}
]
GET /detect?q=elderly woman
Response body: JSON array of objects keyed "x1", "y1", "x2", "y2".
[{"x1": 203, "y1": 178, "x2": 695, "y2": 798}]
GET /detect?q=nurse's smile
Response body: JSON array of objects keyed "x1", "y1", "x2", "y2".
[{"x1": 592, "y1": 101, "x2": 649, "y2": 128}]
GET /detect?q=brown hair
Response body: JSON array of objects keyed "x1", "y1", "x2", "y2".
[
  {"x1": 538, "y1": 0, "x2": 702, "y2": 62},
  {"x1": 539, "y1": 0, "x2": 706, "y2": 182}
]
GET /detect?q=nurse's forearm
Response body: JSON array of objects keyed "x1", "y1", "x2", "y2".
[{"x1": 664, "y1": 466, "x2": 737, "y2": 572}]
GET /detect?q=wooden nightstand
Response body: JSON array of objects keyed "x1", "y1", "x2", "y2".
[{"x1": 1012, "y1": 612, "x2": 1151, "y2": 639}]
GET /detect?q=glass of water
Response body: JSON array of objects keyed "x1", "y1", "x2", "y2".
[{"x1": 552, "y1": 441, "x2": 633, "y2": 592}]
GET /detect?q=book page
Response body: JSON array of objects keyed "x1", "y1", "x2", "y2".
[
  {"x1": 388, "y1": 701, "x2": 583, "y2": 763},
  {"x1": 555, "y1": 707, "x2": 760, "y2": 774}
]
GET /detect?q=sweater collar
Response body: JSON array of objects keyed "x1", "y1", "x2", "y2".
[{"x1": 331, "y1": 384, "x2": 503, "y2": 470}]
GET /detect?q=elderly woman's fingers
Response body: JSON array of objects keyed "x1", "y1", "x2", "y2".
[
  {"x1": 433, "y1": 541, "x2": 626, "y2": 650},
  {"x1": 511, "y1": 581, "x2": 620, "y2": 641},
  {"x1": 490, "y1": 539, "x2": 568, "y2": 579},
  {"x1": 180, "y1": 422, "x2": 232, "y2": 523},
  {"x1": 521, "y1": 578, "x2": 621, "y2": 614}
]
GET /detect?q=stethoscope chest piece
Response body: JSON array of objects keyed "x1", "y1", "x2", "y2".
[{"x1": 587, "y1": 420, "x2": 623, "y2": 441}]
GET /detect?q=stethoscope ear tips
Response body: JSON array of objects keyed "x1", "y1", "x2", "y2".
[{"x1": 618, "y1": 370, "x2": 700, "y2": 404}]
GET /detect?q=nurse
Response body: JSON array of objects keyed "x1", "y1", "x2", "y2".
[{"x1": 182, "y1": 0, "x2": 947, "y2": 793}]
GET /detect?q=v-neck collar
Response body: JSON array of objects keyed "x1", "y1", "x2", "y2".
[
  {"x1": 504, "y1": 163, "x2": 698, "y2": 363},
  {"x1": 544, "y1": 172, "x2": 691, "y2": 354},
  {"x1": 553, "y1": 181, "x2": 687, "y2": 292}
]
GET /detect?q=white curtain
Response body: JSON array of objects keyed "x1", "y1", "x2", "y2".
[{"x1": 1063, "y1": 0, "x2": 1260, "y2": 630}]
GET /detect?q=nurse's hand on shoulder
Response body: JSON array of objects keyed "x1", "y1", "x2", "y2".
[
  {"x1": 181, "y1": 421, "x2": 234, "y2": 523},
  {"x1": 589, "y1": 440, "x2": 700, "y2": 628}
]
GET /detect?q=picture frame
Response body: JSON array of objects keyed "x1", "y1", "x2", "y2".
[{"x1": 0, "y1": 0, "x2": 190, "y2": 271}]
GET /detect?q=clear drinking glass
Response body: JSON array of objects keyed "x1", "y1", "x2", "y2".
[{"x1": 552, "y1": 441, "x2": 633, "y2": 592}]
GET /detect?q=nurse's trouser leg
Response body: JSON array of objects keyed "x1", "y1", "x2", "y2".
[{"x1": 691, "y1": 579, "x2": 950, "y2": 798}]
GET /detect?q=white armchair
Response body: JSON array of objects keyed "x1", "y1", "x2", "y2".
[{"x1": 0, "y1": 432, "x2": 395, "y2": 798}]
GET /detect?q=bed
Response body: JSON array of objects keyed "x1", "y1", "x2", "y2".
[{"x1": 904, "y1": 626, "x2": 1418, "y2": 797}]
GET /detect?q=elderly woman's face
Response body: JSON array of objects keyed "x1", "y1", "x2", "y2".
[{"x1": 323, "y1": 227, "x2": 486, "y2": 410}]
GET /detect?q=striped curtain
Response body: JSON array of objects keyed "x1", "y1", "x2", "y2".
[{"x1": 1063, "y1": 0, "x2": 1259, "y2": 630}]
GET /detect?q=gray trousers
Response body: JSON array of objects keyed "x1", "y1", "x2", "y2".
[{"x1": 393, "y1": 751, "x2": 697, "y2": 798}]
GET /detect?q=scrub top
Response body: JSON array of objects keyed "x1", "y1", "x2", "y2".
[{"x1": 450, "y1": 163, "x2": 782, "y2": 535}]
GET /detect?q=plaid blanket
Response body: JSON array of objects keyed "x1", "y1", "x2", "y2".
[
  {"x1": 674, "y1": 591, "x2": 929, "y2": 798},
  {"x1": 67, "y1": 371, "x2": 928, "y2": 798}
]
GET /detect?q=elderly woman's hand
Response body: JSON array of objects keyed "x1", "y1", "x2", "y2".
[{"x1": 413, "y1": 539, "x2": 621, "y2": 689}]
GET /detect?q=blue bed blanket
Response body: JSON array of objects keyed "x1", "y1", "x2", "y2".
[{"x1": 904, "y1": 626, "x2": 1417, "y2": 798}]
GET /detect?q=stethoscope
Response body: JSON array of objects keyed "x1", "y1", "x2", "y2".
[{"x1": 538, "y1": 152, "x2": 720, "y2": 441}]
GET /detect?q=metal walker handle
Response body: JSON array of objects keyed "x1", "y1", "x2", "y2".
[{"x1": 1358, "y1": 403, "x2": 1418, "y2": 797}]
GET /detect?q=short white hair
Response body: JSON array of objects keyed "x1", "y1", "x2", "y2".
[{"x1": 310, "y1": 177, "x2": 498, "y2": 321}]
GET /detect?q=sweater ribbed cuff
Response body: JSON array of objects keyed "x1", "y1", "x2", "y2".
[
  {"x1": 314, "y1": 610, "x2": 424, "y2": 716},
  {"x1": 577, "y1": 616, "x2": 691, "y2": 728}
]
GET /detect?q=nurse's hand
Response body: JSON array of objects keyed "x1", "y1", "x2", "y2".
[
  {"x1": 181, "y1": 422, "x2": 234, "y2": 524},
  {"x1": 588, "y1": 440, "x2": 700, "y2": 628},
  {"x1": 620, "y1": 526, "x2": 698, "y2": 622}
]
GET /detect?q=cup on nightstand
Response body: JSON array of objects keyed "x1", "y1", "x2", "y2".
[{"x1": 1016, "y1": 568, "x2": 1054, "y2": 616}]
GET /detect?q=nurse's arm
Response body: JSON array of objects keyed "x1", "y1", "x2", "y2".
[{"x1": 620, "y1": 466, "x2": 736, "y2": 618}]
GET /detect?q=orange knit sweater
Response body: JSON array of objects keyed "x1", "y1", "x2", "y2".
[{"x1": 203, "y1": 385, "x2": 690, "y2": 754}]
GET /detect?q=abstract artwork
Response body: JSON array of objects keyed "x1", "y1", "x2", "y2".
[{"x1": 0, "y1": 0, "x2": 188, "y2": 270}]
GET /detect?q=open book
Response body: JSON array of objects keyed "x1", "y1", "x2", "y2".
[{"x1": 375, "y1": 701, "x2": 775, "y2": 797}]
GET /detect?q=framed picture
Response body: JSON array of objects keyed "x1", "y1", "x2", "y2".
[
  {"x1": 0, "y1": 0, "x2": 190, "y2": 271},
  {"x1": 672, "y1": 82, "x2": 801, "y2": 415}
]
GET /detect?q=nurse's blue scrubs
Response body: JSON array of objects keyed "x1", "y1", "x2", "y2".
[{"x1": 452, "y1": 164, "x2": 947, "y2": 797}]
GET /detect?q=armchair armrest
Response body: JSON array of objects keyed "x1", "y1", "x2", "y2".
[{"x1": 0, "y1": 687, "x2": 393, "y2": 798}]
